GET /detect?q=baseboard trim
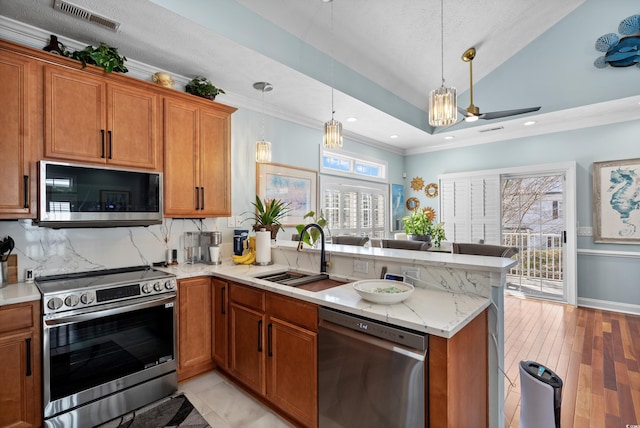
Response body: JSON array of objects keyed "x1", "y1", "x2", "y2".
[{"x1": 578, "y1": 297, "x2": 640, "y2": 316}]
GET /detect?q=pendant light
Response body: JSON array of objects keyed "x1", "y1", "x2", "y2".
[
  {"x1": 323, "y1": 0, "x2": 343, "y2": 148},
  {"x1": 253, "y1": 81, "x2": 273, "y2": 163},
  {"x1": 428, "y1": 0, "x2": 457, "y2": 127}
]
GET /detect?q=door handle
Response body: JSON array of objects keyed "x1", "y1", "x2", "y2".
[
  {"x1": 23, "y1": 175, "x2": 29, "y2": 209},
  {"x1": 200, "y1": 187, "x2": 205, "y2": 210},
  {"x1": 25, "y1": 338, "x2": 32, "y2": 376},
  {"x1": 100, "y1": 130, "x2": 105, "y2": 158},
  {"x1": 108, "y1": 130, "x2": 113, "y2": 159},
  {"x1": 195, "y1": 187, "x2": 200, "y2": 210},
  {"x1": 221, "y1": 286, "x2": 226, "y2": 315},
  {"x1": 267, "y1": 323, "x2": 273, "y2": 357},
  {"x1": 257, "y1": 320, "x2": 263, "y2": 352}
]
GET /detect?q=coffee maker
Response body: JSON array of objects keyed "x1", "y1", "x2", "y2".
[
  {"x1": 184, "y1": 231, "x2": 222, "y2": 264},
  {"x1": 184, "y1": 232, "x2": 200, "y2": 264}
]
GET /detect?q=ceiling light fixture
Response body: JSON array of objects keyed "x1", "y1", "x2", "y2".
[
  {"x1": 428, "y1": 0, "x2": 457, "y2": 127},
  {"x1": 323, "y1": 0, "x2": 343, "y2": 149},
  {"x1": 253, "y1": 81, "x2": 273, "y2": 163}
]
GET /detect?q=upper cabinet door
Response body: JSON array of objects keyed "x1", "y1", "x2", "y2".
[
  {"x1": 0, "y1": 50, "x2": 37, "y2": 218},
  {"x1": 199, "y1": 105, "x2": 231, "y2": 217},
  {"x1": 107, "y1": 82, "x2": 160, "y2": 170},
  {"x1": 44, "y1": 65, "x2": 106, "y2": 163},
  {"x1": 44, "y1": 65, "x2": 160, "y2": 169}
]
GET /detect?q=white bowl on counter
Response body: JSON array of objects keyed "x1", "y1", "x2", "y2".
[{"x1": 352, "y1": 279, "x2": 414, "y2": 304}]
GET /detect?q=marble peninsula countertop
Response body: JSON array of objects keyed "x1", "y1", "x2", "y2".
[{"x1": 160, "y1": 260, "x2": 490, "y2": 339}]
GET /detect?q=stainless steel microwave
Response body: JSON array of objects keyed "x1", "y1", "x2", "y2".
[{"x1": 38, "y1": 161, "x2": 163, "y2": 228}]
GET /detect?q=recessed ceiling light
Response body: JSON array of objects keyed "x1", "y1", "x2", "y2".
[
  {"x1": 390, "y1": 135, "x2": 399, "y2": 139},
  {"x1": 346, "y1": 117, "x2": 358, "y2": 122},
  {"x1": 524, "y1": 121, "x2": 536, "y2": 126},
  {"x1": 444, "y1": 136, "x2": 454, "y2": 140}
]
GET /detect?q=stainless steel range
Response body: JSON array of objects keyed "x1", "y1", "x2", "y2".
[{"x1": 36, "y1": 266, "x2": 178, "y2": 428}]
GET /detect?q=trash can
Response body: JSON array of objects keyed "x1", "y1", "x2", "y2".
[{"x1": 519, "y1": 360, "x2": 563, "y2": 428}]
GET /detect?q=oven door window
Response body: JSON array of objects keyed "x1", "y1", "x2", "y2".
[{"x1": 48, "y1": 303, "x2": 174, "y2": 401}]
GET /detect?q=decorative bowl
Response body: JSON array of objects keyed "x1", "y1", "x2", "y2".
[{"x1": 352, "y1": 279, "x2": 414, "y2": 304}]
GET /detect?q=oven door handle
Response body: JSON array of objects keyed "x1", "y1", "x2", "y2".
[{"x1": 44, "y1": 295, "x2": 175, "y2": 326}]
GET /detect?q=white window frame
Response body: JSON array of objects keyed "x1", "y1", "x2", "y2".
[{"x1": 320, "y1": 147, "x2": 387, "y2": 183}]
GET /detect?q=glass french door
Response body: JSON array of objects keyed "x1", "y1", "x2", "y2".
[{"x1": 501, "y1": 173, "x2": 567, "y2": 302}]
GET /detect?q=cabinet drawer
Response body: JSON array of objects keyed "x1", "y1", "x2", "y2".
[
  {"x1": 0, "y1": 302, "x2": 36, "y2": 335},
  {"x1": 230, "y1": 283, "x2": 265, "y2": 312},
  {"x1": 267, "y1": 293, "x2": 318, "y2": 332}
]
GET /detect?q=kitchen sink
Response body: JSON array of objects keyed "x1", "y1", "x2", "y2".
[{"x1": 256, "y1": 271, "x2": 347, "y2": 292}]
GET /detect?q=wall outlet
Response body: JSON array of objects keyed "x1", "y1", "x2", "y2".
[
  {"x1": 354, "y1": 260, "x2": 369, "y2": 273},
  {"x1": 236, "y1": 216, "x2": 243, "y2": 228}
]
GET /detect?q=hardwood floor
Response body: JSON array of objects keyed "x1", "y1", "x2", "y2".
[{"x1": 503, "y1": 295, "x2": 640, "y2": 428}]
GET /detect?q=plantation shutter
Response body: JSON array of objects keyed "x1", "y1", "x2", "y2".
[{"x1": 439, "y1": 173, "x2": 500, "y2": 245}]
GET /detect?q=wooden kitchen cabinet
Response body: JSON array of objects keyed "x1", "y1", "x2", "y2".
[
  {"x1": 163, "y1": 95, "x2": 235, "y2": 218},
  {"x1": 0, "y1": 300, "x2": 42, "y2": 428},
  {"x1": 44, "y1": 64, "x2": 161, "y2": 170},
  {"x1": 211, "y1": 278, "x2": 228, "y2": 367},
  {"x1": 228, "y1": 283, "x2": 318, "y2": 427},
  {"x1": 177, "y1": 276, "x2": 216, "y2": 381},
  {"x1": 0, "y1": 48, "x2": 39, "y2": 219}
]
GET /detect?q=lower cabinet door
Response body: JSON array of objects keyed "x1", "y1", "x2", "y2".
[
  {"x1": 178, "y1": 277, "x2": 213, "y2": 381},
  {"x1": 266, "y1": 317, "x2": 318, "y2": 428},
  {"x1": 229, "y1": 303, "x2": 266, "y2": 395},
  {"x1": 0, "y1": 331, "x2": 40, "y2": 428}
]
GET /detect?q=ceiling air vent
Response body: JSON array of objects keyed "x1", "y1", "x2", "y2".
[
  {"x1": 478, "y1": 126, "x2": 504, "y2": 133},
  {"x1": 53, "y1": 0, "x2": 121, "y2": 31}
]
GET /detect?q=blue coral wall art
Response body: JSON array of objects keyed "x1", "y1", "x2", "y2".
[{"x1": 594, "y1": 14, "x2": 640, "y2": 68}]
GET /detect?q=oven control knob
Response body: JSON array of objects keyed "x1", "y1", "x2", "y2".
[
  {"x1": 47, "y1": 297, "x2": 63, "y2": 311},
  {"x1": 142, "y1": 283, "x2": 153, "y2": 294},
  {"x1": 153, "y1": 282, "x2": 163, "y2": 292},
  {"x1": 64, "y1": 294, "x2": 80, "y2": 307},
  {"x1": 164, "y1": 280, "x2": 175, "y2": 290},
  {"x1": 80, "y1": 293, "x2": 95, "y2": 305}
]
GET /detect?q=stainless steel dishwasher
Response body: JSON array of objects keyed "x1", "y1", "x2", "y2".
[{"x1": 318, "y1": 307, "x2": 428, "y2": 428}]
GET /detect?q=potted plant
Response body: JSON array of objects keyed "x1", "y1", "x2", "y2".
[
  {"x1": 295, "y1": 210, "x2": 330, "y2": 247},
  {"x1": 402, "y1": 209, "x2": 447, "y2": 247},
  {"x1": 185, "y1": 76, "x2": 225, "y2": 100},
  {"x1": 67, "y1": 42, "x2": 128, "y2": 73},
  {"x1": 247, "y1": 196, "x2": 291, "y2": 239}
]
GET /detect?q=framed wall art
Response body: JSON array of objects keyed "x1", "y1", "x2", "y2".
[
  {"x1": 390, "y1": 183, "x2": 405, "y2": 231},
  {"x1": 592, "y1": 157, "x2": 640, "y2": 243},
  {"x1": 256, "y1": 163, "x2": 317, "y2": 226}
]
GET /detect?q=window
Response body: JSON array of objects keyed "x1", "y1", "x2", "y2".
[
  {"x1": 320, "y1": 176, "x2": 387, "y2": 238},
  {"x1": 321, "y1": 148, "x2": 387, "y2": 182}
]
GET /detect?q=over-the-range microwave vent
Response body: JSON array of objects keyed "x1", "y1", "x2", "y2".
[{"x1": 53, "y1": 0, "x2": 121, "y2": 31}]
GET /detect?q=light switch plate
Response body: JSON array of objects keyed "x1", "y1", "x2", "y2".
[
  {"x1": 227, "y1": 217, "x2": 235, "y2": 227},
  {"x1": 354, "y1": 260, "x2": 369, "y2": 273}
]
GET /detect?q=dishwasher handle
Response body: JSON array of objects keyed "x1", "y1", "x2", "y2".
[{"x1": 319, "y1": 319, "x2": 427, "y2": 362}]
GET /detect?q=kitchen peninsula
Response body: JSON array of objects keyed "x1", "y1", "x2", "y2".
[{"x1": 164, "y1": 241, "x2": 516, "y2": 428}]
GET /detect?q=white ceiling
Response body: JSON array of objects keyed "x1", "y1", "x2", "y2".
[{"x1": 1, "y1": 0, "x2": 638, "y2": 154}]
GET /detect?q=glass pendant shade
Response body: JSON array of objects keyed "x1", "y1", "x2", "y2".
[
  {"x1": 255, "y1": 139, "x2": 272, "y2": 163},
  {"x1": 428, "y1": 85, "x2": 457, "y2": 127},
  {"x1": 323, "y1": 118, "x2": 343, "y2": 148}
]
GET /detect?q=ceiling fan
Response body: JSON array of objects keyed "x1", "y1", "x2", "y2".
[{"x1": 459, "y1": 47, "x2": 541, "y2": 122}]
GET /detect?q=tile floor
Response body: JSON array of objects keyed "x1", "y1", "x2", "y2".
[{"x1": 178, "y1": 371, "x2": 295, "y2": 428}]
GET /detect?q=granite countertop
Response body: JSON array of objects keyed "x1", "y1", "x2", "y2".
[{"x1": 159, "y1": 261, "x2": 490, "y2": 339}]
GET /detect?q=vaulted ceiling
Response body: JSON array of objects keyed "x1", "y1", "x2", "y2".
[{"x1": 1, "y1": 0, "x2": 638, "y2": 154}]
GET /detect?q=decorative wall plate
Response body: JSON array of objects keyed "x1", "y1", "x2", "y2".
[
  {"x1": 410, "y1": 177, "x2": 424, "y2": 191},
  {"x1": 422, "y1": 206, "x2": 436, "y2": 221},
  {"x1": 425, "y1": 182, "x2": 439, "y2": 198},
  {"x1": 406, "y1": 197, "x2": 420, "y2": 211}
]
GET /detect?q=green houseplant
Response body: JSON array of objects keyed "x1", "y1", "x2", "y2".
[
  {"x1": 247, "y1": 196, "x2": 291, "y2": 239},
  {"x1": 67, "y1": 42, "x2": 128, "y2": 73},
  {"x1": 185, "y1": 76, "x2": 226, "y2": 100},
  {"x1": 295, "y1": 210, "x2": 329, "y2": 247},
  {"x1": 402, "y1": 209, "x2": 446, "y2": 247}
]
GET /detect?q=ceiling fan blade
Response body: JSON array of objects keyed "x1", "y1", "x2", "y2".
[{"x1": 479, "y1": 106, "x2": 541, "y2": 120}]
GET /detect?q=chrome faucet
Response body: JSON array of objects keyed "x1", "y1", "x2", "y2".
[{"x1": 297, "y1": 223, "x2": 328, "y2": 273}]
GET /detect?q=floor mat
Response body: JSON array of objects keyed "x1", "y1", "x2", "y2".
[{"x1": 98, "y1": 393, "x2": 210, "y2": 428}]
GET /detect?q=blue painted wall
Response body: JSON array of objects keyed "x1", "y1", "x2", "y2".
[{"x1": 403, "y1": 120, "x2": 640, "y2": 308}]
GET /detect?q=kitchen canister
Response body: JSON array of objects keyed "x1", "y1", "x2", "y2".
[{"x1": 255, "y1": 229, "x2": 272, "y2": 265}]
